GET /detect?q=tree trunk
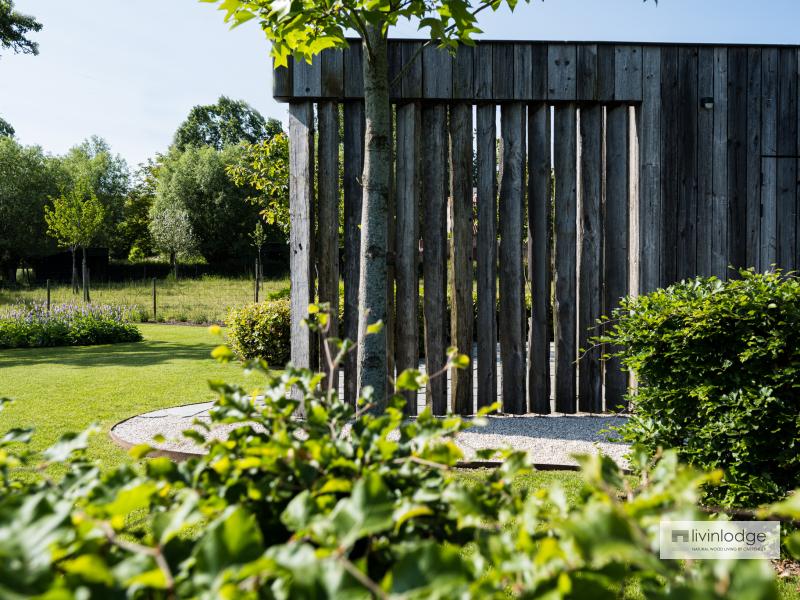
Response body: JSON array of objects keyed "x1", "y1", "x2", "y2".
[
  {"x1": 71, "y1": 248, "x2": 78, "y2": 294},
  {"x1": 2, "y1": 258, "x2": 18, "y2": 286},
  {"x1": 170, "y1": 251, "x2": 178, "y2": 281},
  {"x1": 81, "y1": 247, "x2": 90, "y2": 302},
  {"x1": 356, "y1": 25, "x2": 391, "y2": 410}
]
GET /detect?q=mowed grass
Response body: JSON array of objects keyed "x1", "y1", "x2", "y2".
[
  {"x1": 0, "y1": 275, "x2": 290, "y2": 325},
  {"x1": 0, "y1": 323, "x2": 258, "y2": 469}
]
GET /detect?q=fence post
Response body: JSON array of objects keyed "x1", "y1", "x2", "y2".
[
  {"x1": 254, "y1": 258, "x2": 260, "y2": 303},
  {"x1": 46, "y1": 279, "x2": 51, "y2": 313},
  {"x1": 152, "y1": 277, "x2": 157, "y2": 321}
]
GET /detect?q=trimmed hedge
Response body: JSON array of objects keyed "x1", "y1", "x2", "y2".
[
  {"x1": 0, "y1": 303, "x2": 142, "y2": 348},
  {"x1": 602, "y1": 270, "x2": 800, "y2": 507}
]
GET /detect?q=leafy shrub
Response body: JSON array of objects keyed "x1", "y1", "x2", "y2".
[
  {"x1": 0, "y1": 341, "x2": 790, "y2": 598},
  {"x1": 601, "y1": 270, "x2": 800, "y2": 507},
  {"x1": 0, "y1": 302, "x2": 142, "y2": 348},
  {"x1": 226, "y1": 299, "x2": 292, "y2": 364}
]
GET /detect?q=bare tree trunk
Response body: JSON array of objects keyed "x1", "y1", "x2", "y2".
[
  {"x1": 71, "y1": 248, "x2": 78, "y2": 294},
  {"x1": 356, "y1": 25, "x2": 391, "y2": 410},
  {"x1": 170, "y1": 251, "x2": 178, "y2": 281},
  {"x1": 81, "y1": 247, "x2": 90, "y2": 302}
]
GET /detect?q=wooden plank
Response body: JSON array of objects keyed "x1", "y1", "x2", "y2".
[
  {"x1": 321, "y1": 50, "x2": 344, "y2": 97},
  {"x1": 293, "y1": 57, "x2": 321, "y2": 97},
  {"x1": 401, "y1": 42, "x2": 423, "y2": 98},
  {"x1": 288, "y1": 102, "x2": 315, "y2": 377},
  {"x1": 453, "y1": 45, "x2": 475, "y2": 100},
  {"x1": 577, "y1": 44, "x2": 598, "y2": 101},
  {"x1": 638, "y1": 46, "x2": 662, "y2": 293},
  {"x1": 629, "y1": 106, "x2": 640, "y2": 298},
  {"x1": 423, "y1": 45, "x2": 453, "y2": 99},
  {"x1": 531, "y1": 44, "x2": 548, "y2": 99},
  {"x1": 528, "y1": 103, "x2": 551, "y2": 414},
  {"x1": 474, "y1": 43, "x2": 493, "y2": 100},
  {"x1": 449, "y1": 104, "x2": 474, "y2": 414},
  {"x1": 746, "y1": 48, "x2": 762, "y2": 270},
  {"x1": 492, "y1": 43, "x2": 515, "y2": 100},
  {"x1": 697, "y1": 47, "x2": 715, "y2": 277},
  {"x1": 727, "y1": 48, "x2": 748, "y2": 272},
  {"x1": 477, "y1": 103, "x2": 498, "y2": 410},
  {"x1": 272, "y1": 56, "x2": 293, "y2": 99},
  {"x1": 395, "y1": 103, "x2": 420, "y2": 415},
  {"x1": 386, "y1": 109, "x2": 396, "y2": 393},
  {"x1": 712, "y1": 48, "x2": 730, "y2": 279},
  {"x1": 343, "y1": 102, "x2": 364, "y2": 405},
  {"x1": 344, "y1": 43, "x2": 364, "y2": 98},
  {"x1": 317, "y1": 102, "x2": 340, "y2": 385},
  {"x1": 777, "y1": 48, "x2": 797, "y2": 271},
  {"x1": 761, "y1": 48, "x2": 778, "y2": 269},
  {"x1": 553, "y1": 104, "x2": 577, "y2": 413},
  {"x1": 388, "y1": 43, "x2": 403, "y2": 98},
  {"x1": 660, "y1": 46, "x2": 679, "y2": 285},
  {"x1": 676, "y1": 47, "x2": 698, "y2": 280},
  {"x1": 499, "y1": 103, "x2": 527, "y2": 414},
  {"x1": 421, "y1": 105, "x2": 449, "y2": 415},
  {"x1": 513, "y1": 43, "x2": 532, "y2": 100},
  {"x1": 614, "y1": 45, "x2": 643, "y2": 101},
  {"x1": 604, "y1": 105, "x2": 630, "y2": 411},
  {"x1": 548, "y1": 44, "x2": 577, "y2": 101},
  {"x1": 578, "y1": 104, "x2": 603, "y2": 413},
  {"x1": 597, "y1": 44, "x2": 616, "y2": 102}
]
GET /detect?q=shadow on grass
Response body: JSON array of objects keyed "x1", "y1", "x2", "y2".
[{"x1": 0, "y1": 339, "x2": 215, "y2": 369}]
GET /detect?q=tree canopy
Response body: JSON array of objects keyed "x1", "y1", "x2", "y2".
[
  {"x1": 173, "y1": 95, "x2": 282, "y2": 151},
  {"x1": 0, "y1": 0, "x2": 42, "y2": 56},
  {"x1": 0, "y1": 116, "x2": 13, "y2": 138}
]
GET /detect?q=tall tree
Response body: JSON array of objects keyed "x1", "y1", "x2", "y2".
[
  {"x1": 149, "y1": 205, "x2": 197, "y2": 279},
  {"x1": 0, "y1": 0, "x2": 42, "y2": 56},
  {"x1": 174, "y1": 95, "x2": 282, "y2": 151},
  {"x1": 118, "y1": 160, "x2": 159, "y2": 260},
  {"x1": 204, "y1": 0, "x2": 524, "y2": 409},
  {"x1": 44, "y1": 178, "x2": 105, "y2": 296}
]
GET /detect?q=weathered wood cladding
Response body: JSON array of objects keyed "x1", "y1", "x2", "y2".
[{"x1": 279, "y1": 40, "x2": 800, "y2": 415}]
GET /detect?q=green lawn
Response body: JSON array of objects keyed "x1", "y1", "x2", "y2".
[{"x1": 0, "y1": 275, "x2": 290, "y2": 325}]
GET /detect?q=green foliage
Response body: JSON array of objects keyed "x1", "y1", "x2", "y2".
[
  {"x1": 173, "y1": 95, "x2": 282, "y2": 151},
  {"x1": 0, "y1": 347, "x2": 789, "y2": 598},
  {"x1": 118, "y1": 161, "x2": 158, "y2": 259},
  {"x1": 44, "y1": 178, "x2": 105, "y2": 253},
  {"x1": 600, "y1": 270, "x2": 800, "y2": 507},
  {"x1": 0, "y1": 0, "x2": 42, "y2": 56},
  {"x1": 0, "y1": 115, "x2": 13, "y2": 137},
  {"x1": 0, "y1": 302, "x2": 142, "y2": 348},
  {"x1": 226, "y1": 299, "x2": 291, "y2": 365},
  {"x1": 149, "y1": 205, "x2": 198, "y2": 270}
]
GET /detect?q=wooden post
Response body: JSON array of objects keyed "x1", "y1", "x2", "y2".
[
  {"x1": 605, "y1": 105, "x2": 630, "y2": 411},
  {"x1": 449, "y1": 103, "x2": 474, "y2": 415},
  {"x1": 317, "y1": 101, "x2": 340, "y2": 387},
  {"x1": 499, "y1": 103, "x2": 527, "y2": 414},
  {"x1": 289, "y1": 101, "x2": 315, "y2": 375},
  {"x1": 152, "y1": 277, "x2": 157, "y2": 321},
  {"x1": 553, "y1": 104, "x2": 578, "y2": 414},
  {"x1": 421, "y1": 104, "x2": 448, "y2": 415},
  {"x1": 386, "y1": 107, "x2": 396, "y2": 394},
  {"x1": 254, "y1": 259, "x2": 260, "y2": 303},
  {"x1": 476, "y1": 103, "x2": 498, "y2": 410},
  {"x1": 639, "y1": 46, "x2": 662, "y2": 292},
  {"x1": 395, "y1": 102, "x2": 420, "y2": 415},
  {"x1": 760, "y1": 48, "x2": 778, "y2": 270},
  {"x1": 527, "y1": 103, "x2": 551, "y2": 414},
  {"x1": 578, "y1": 104, "x2": 603, "y2": 413}
]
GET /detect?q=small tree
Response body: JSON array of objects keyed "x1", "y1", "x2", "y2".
[
  {"x1": 149, "y1": 205, "x2": 197, "y2": 280},
  {"x1": 44, "y1": 178, "x2": 105, "y2": 298},
  {"x1": 250, "y1": 219, "x2": 268, "y2": 288}
]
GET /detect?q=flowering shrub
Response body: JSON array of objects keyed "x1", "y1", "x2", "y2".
[{"x1": 0, "y1": 302, "x2": 142, "y2": 348}]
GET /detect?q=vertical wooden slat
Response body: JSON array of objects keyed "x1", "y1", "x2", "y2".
[
  {"x1": 388, "y1": 43, "x2": 403, "y2": 99},
  {"x1": 321, "y1": 51, "x2": 344, "y2": 97},
  {"x1": 453, "y1": 46, "x2": 475, "y2": 100},
  {"x1": 273, "y1": 56, "x2": 293, "y2": 99},
  {"x1": 528, "y1": 103, "x2": 551, "y2": 414},
  {"x1": 514, "y1": 44, "x2": 533, "y2": 100},
  {"x1": 344, "y1": 43, "x2": 364, "y2": 98},
  {"x1": 728, "y1": 48, "x2": 748, "y2": 272},
  {"x1": 531, "y1": 44, "x2": 548, "y2": 99},
  {"x1": 289, "y1": 102, "x2": 315, "y2": 374},
  {"x1": 604, "y1": 105, "x2": 630, "y2": 411},
  {"x1": 577, "y1": 44, "x2": 598, "y2": 101},
  {"x1": 597, "y1": 44, "x2": 616, "y2": 102},
  {"x1": 449, "y1": 104, "x2": 474, "y2": 414},
  {"x1": 477, "y1": 104, "x2": 498, "y2": 410},
  {"x1": 422, "y1": 105, "x2": 448, "y2": 415},
  {"x1": 677, "y1": 47, "x2": 698, "y2": 280},
  {"x1": 578, "y1": 104, "x2": 602, "y2": 413},
  {"x1": 553, "y1": 104, "x2": 578, "y2": 414},
  {"x1": 777, "y1": 48, "x2": 797, "y2": 271},
  {"x1": 746, "y1": 49, "x2": 763, "y2": 270},
  {"x1": 474, "y1": 44, "x2": 493, "y2": 101},
  {"x1": 317, "y1": 102, "x2": 339, "y2": 385},
  {"x1": 386, "y1": 109, "x2": 396, "y2": 393},
  {"x1": 697, "y1": 47, "x2": 715, "y2": 277},
  {"x1": 343, "y1": 102, "x2": 365, "y2": 405},
  {"x1": 294, "y1": 58, "x2": 321, "y2": 97},
  {"x1": 395, "y1": 103, "x2": 420, "y2": 415},
  {"x1": 493, "y1": 43, "x2": 515, "y2": 101},
  {"x1": 712, "y1": 48, "x2": 730, "y2": 279},
  {"x1": 660, "y1": 47, "x2": 679, "y2": 285},
  {"x1": 423, "y1": 46, "x2": 453, "y2": 99},
  {"x1": 400, "y1": 42, "x2": 423, "y2": 98},
  {"x1": 761, "y1": 48, "x2": 778, "y2": 270},
  {"x1": 629, "y1": 106, "x2": 640, "y2": 298},
  {"x1": 639, "y1": 46, "x2": 662, "y2": 293},
  {"x1": 548, "y1": 44, "x2": 577, "y2": 101},
  {"x1": 614, "y1": 46, "x2": 643, "y2": 101},
  {"x1": 499, "y1": 103, "x2": 527, "y2": 414}
]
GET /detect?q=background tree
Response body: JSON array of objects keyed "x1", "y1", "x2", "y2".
[
  {"x1": 118, "y1": 160, "x2": 159, "y2": 261},
  {"x1": 0, "y1": 137, "x2": 60, "y2": 284},
  {"x1": 44, "y1": 178, "x2": 105, "y2": 297},
  {"x1": 0, "y1": 116, "x2": 13, "y2": 137},
  {"x1": 173, "y1": 95, "x2": 282, "y2": 151},
  {"x1": 250, "y1": 218, "x2": 267, "y2": 285},
  {"x1": 149, "y1": 205, "x2": 197, "y2": 280},
  {"x1": 0, "y1": 0, "x2": 42, "y2": 56},
  {"x1": 205, "y1": 0, "x2": 526, "y2": 409}
]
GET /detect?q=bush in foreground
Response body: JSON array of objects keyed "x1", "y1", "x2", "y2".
[
  {"x1": 0, "y1": 329, "x2": 795, "y2": 597},
  {"x1": 0, "y1": 302, "x2": 142, "y2": 348},
  {"x1": 601, "y1": 269, "x2": 800, "y2": 507}
]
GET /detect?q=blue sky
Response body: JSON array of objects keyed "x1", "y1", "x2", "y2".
[{"x1": 1, "y1": 0, "x2": 799, "y2": 167}]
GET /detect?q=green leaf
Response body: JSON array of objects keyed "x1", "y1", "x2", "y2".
[
  {"x1": 366, "y1": 321, "x2": 384, "y2": 335},
  {"x1": 193, "y1": 506, "x2": 265, "y2": 576},
  {"x1": 42, "y1": 427, "x2": 96, "y2": 462}
]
